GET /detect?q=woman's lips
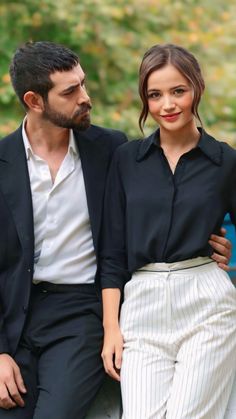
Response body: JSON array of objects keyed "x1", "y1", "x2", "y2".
[{"x1": 161, "y1": 112, "x2": 181, "y2": 122}]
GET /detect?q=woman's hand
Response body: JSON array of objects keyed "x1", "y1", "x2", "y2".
[{"x1": 101, "y1": 325, "x2": 123, "y2": 381}]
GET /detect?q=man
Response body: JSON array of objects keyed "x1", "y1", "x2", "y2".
[{"x1": 0, "y1": 41, "x2": 231, "y2": 419}]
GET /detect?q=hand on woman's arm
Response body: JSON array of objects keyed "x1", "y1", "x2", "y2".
[
  {"x1": 101, "y1": 288, "x2": 123, "y2": 381},
  {"x1": 209, "y1": 228, "x2": 232, "y2": 271}
]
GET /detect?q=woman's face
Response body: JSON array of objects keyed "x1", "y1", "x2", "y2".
[{"x1": 146, "y1": 64, "x2": 196, "y2": 133}]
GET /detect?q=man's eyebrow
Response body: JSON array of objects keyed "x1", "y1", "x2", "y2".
[
  {"x1": 61, "y1": 83, "x2": 80, "y2": 94},
  {"x1": 61, "y1": 77, "x2": 86, "y2": 94}
]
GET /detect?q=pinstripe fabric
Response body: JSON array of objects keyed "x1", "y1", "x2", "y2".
[
  {"x1": 120, "y1": 258, "x2": 236, "y2": 419},
  {"x1": 224, "y1": 375, "x2": 236, "y2": 418}
]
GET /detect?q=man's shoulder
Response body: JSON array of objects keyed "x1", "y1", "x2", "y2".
[
  {"x1": 0, "y1": 126, "x2": 21, "y2": 141},
  {"x1": 0, "y1": 126, "x2": 22, "y2": 154}
]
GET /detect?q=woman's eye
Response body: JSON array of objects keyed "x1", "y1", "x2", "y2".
[
  {"x1": 174, "y1": 89, "x2": 185, "y2": 95},
  {"x1": 148, "y1": 92, "x2": 161, "y2": 99}
]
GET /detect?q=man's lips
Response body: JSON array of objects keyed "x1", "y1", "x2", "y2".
[{"x1": 74, "y1": 105, "x2": 92, "y2": 118}]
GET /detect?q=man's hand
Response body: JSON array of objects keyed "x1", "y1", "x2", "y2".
[
  {"x1": 0, "y1": 353, "x2": 26, "y2": 409},
  {"x1": 209, "y1": 228, "x2": 232, "y2": 271}
]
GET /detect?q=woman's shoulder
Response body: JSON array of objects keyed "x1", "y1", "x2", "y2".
[
  {"x1": 113, "y1": 137, "x2": 147, "y2": 161},
  {"x1": 206, "y1": 131, "x2": 235, "y2": 153},
  {"x1": 219, "y1": 140, "x2": 236, "y2": 154},
  {"x1": 116, "y1": 137, "x2": 144, "y2": 152},
  {"x1": 203, "y1": 130, "x2": 236, "y2": 163},
  {"x1": 114, "y1": 131, "x2": 157, "y2": 160},
  {"x1": 218, "y1": 139, "x2": 236, "y2": 164}
]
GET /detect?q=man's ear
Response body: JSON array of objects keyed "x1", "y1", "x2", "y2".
[{"x1": 23, "y1": 91, "x2": 44, "y2": 113}]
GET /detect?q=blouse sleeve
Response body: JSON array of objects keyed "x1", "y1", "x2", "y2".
[
  {"x1": 99, "y1": 148, "x2": 130, "y2": 291},
  {"x1": 228, "y1": 158, "x2": 236, "y2": 229}
]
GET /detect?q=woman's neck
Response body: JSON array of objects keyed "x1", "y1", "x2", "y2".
[
  {"x1": 159, "y1": 123, "x2": 201, "y2": 174},
  {"x1": 159, "y1": 123, "x2": 200, "y2": 153}
]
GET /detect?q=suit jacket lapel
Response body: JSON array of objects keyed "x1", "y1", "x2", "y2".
[
  {"x1": 75, "y1": 130, "x2": 110, "y2": 251},
  {"x1": 0, "y1": 128, "x2": 34, "y2": 270}
]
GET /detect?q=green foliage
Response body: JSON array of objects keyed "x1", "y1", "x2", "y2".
[{"x1": 0, "y1": 0, "x2": 236, "y2": 145}]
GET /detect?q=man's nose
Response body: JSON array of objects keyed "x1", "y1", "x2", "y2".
[{"x1": 78, "y1": 86, "x2": 91, "y2": 104}]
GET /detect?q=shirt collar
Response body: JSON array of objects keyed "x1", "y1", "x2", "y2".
[
  {"x1": 136, "y1": 130, "x2": 158, "y2": 162},
  {"x1": 196, "y1": 128, "x2": 222, "y2": 165},
  {"x1": 136, "y1": 127, "x2": 222, "y2": 165},
  {"x1": 68, "y1": 130, "x2": 78, "y2": 157},
  {"x1": 22, "y1": 117, "x2": 34, "y2": 160},
  {"x1": 22, "y1": 117, "x2": 78, "y2": 160}
]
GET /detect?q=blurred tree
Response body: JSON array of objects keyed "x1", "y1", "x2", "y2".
[{"x1": 0, "y1": 0, "x2": 236, "y2": 145}]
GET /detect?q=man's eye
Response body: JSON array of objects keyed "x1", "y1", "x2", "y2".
[{"x1": 65, "y1": 90, "x2": 74, "y2": 95}]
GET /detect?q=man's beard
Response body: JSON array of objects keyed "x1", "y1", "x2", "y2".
[{"x1": 42, "y1": 103, "x2": 92, "y2": 130}]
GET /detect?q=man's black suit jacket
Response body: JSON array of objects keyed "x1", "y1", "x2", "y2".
[{"x1": 0, "y1": 124, "x2": 127, "y2": 356}]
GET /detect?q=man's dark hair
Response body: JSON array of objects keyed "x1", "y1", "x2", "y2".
[{"x1": 9, "y1": 41, "x2": 80, "y2": 109}]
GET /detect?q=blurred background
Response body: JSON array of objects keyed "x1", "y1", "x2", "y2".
[{"x1": 1, "y1": 0, "x2": 236, "y2": 145}]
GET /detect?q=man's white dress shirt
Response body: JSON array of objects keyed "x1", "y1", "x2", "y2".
[{"x1": 22, "y1": 121, "x2": 96, "y2": 284}]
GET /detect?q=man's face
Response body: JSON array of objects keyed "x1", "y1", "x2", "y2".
[{"x1": 42, "y1": 64, "x2": 92, "y2": 130}]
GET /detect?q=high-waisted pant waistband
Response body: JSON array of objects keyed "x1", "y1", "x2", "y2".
[{"x1": 137, "y1": 257, "x2": 213, "y2": 273}]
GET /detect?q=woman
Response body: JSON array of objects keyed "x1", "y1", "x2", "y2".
[{"x1": 100, "y1": 44, "x2": 236, "y2": 418}]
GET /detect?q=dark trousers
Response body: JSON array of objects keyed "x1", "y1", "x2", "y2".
[{"x1": 0, "y1": 283, "x2": 105, "y2": 419}]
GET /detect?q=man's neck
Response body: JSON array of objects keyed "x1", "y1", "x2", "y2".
[{"x1": 24, "y1": 115, "x2": 70, "y2": 153}]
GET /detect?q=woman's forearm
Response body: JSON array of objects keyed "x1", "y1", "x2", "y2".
[
  {"x1": 102, "y1": 288, "x2": 123, "y2": 381},
  {"x1": 102, "y1": 288, "x2": 121, "y2": 329}
]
